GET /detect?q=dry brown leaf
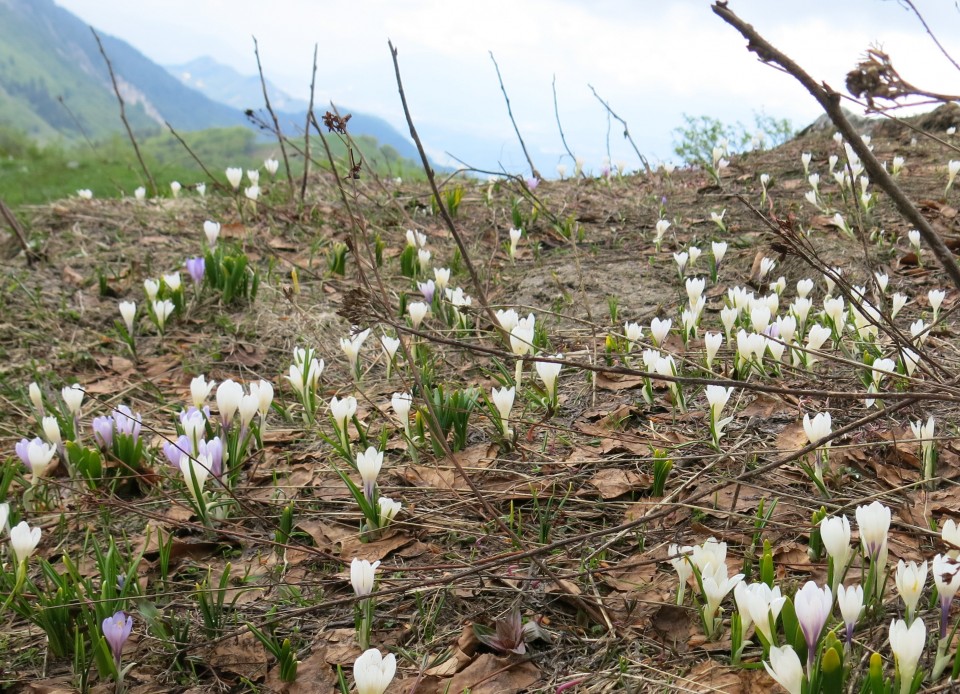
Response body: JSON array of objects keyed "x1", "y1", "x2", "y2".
[
  {"x1": 595, "y1": 372, "x2": 646, "y2": 391},
  {"x1": 339, "y1": 530, "x2": 411, "y2": 561},
  {"x1": 649, "y1": 604, "x2": 693, "y2": 651},
  {"x1": 207, "y1": 632, "x2": 267, "y2": 679},
  {"x1": 681, "y1": 658, "x2": 742, "y2": 692},
  {"x1": 602, "y1": 556, "x2": 657, "y2": 591},
  {"x1": 739, "y1": 393, "x2": 793, "y2": 418},
  {"x1": 774, "y1": 420, "x2": 808, "y2": 452},
  {"x1": 441, "y1": 654, "x2": 540, "y2": 694},
  {"x1": 587, "y1": 468, "x2": 652, "y2": 499}
]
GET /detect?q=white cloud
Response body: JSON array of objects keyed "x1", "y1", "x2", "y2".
[{"x1": 54, "y1": 0, "x2": 960, "y2": 170}]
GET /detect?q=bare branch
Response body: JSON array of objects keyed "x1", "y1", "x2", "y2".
[
  {"x1": 0, "y1": 197, "x2": 35, "y2": 262},
  {"x1": 252, "y1": 36, "x2": 295, "y2": 199},
  {"x1": 389, "y1": 41, "x2": 507, "y2": 343},
  {"x1": 90, "y1": 27, "x2": 157, "y2": 196},
  {"x1": 301, "y1": 44, "x2": 319, "y2": 205},
  {"x1": 712, "y1": 1, "x2": 960, "y2": 291},
  {"x1": 551, "y1": 75, "x2": 576, "y2": 166},
  {"x1": 587, "y1": 84, "x2": 651, "y2": 173},
  {"x1": 489, "y1": 51, "x2": 541, "y2": 180}
]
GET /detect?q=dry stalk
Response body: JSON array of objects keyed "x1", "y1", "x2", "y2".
[
  {"x1": 90, "y1": 27, "x2": 157, "y2": 196},
  {"x1": 490, "y1": 51, "x2": 541, "y2": 180},
  {"x1": 587, "y1": 84, "x2": 652, "y2": 174},
  {"x1": 552, "y1": 75, "x2": 577, "y2": 167},
  {"x1": 301, "y1": 44, "x2": 319, "y2": 206},
  {"x1": 252, "y1": 36, "x2": 295, "y2": 199}
]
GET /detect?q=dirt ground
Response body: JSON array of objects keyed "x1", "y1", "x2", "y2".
[{"x1": 2, "y1": 103, "x2": 960, "y2": 693}]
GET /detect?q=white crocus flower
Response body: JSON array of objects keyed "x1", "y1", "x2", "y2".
[
  {"x1": 225, "y1": 167, "x2": 243, "y2": 189},
  {"x1": 895, "y1": 560, "x2": 928, "y2": 623}
]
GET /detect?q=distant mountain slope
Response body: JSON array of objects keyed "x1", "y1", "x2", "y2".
[
  {"x1": 167, "y1": 56, "x2": 310, "y2": 114},
  {"x1": 0, "y1": 0, "x2": 247, "y2": 140},
  {"x1": 166, "y1": 56, "x2": 421, "y2": 162}
]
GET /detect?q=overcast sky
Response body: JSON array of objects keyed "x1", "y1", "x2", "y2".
[{"x1": 55, "y1": 0, "x2": 960, "y2": 174}]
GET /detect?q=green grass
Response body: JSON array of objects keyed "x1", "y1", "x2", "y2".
[{"x1": 0, "y1": 124, "x2": 425, "y2": 206}]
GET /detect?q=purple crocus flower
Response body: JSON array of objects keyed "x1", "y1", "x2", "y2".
[
  {"x1": 101, "y1": 610, "x2": 133, "y2": 664},
  {"x1": 163, "y1": 434, "x2": 191, "y2": 467},
  {"x1": 15, "y1": 438, "x2": 34, "y2": 468},
  {"x1": 418, "y1": 279, "x2": 435, "y2": 304},
  {"x1": 113, "y1": 405, "x2": 142, "y2": 444},
  {"x1": 185, "y1": 256, "x2": 205, "y2": 285},
  {"x1": 92, "y1": 416, "x2": 115, "y2": 450},
  {"x1": 198, "y1": 436, "x2": 224, "y2": 477},
  {"x1": 526, "y1": 177, "x2": 539, "y2": 190}
]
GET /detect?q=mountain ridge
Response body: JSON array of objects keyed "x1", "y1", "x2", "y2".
[{"x1": 0, "y1": 0, "x2": 422, "y2": 165}]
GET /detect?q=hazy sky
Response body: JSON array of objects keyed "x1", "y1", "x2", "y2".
[{"x1": 55, "y1": 0, "x2": 960, "y2": 174}]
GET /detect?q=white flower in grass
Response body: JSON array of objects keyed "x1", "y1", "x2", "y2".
[
  {"x1": 712, "y1": 241, "x2": 727, "y2": 267},
  {"x1": 203, "y1": 221, "x2": 221, "y2": 247},
  {"x1": 820, "y1": 515, "x2": 852, "y2": 583},
  {"x1": 62, "y1": 384, "x2": 85, "y2": 416},
  {"x1": 764, "y1": 645, "x2": 803, "y2": 694},
  {"x1": 378, "y1": 497, "x2": 401, "y2": 525},
  {"x1": 244, "y1": 184, "x2": 260, "y2": 201},
  {"x1": 356, "y1": 447, "x2": 383, "y2": 501},
  {"x1": 856, "y1": 500, "x2": 891, "y2": 562},
  {"x1": 794, "y1": 581, "x2": 832, "y2": 670},
  {"x1": 895, "y1": 560, "x2": 928, "y2": 623},
  {"x1": 408, "y1": 302, "x2": 429, "y2": 330},
  {"x1": 837, "y1": 584, "x2": 864, "y2": 645},
  {"x1": 353, "y1": 648, "x2": 396, "y2": 694},
  {"x1": 215, "y1": 379, "x2": 244, "y2": 428},
  {"x1": 433, "y1": 267, "x2": 451, "y2": 292},
  {"x1": 673, "y1": 251, "x2": 688, "y2": 276},
  {"x1": 264, "y1": 158, "x2": 280, "y2": 176},
  {"x1": 685, "y1": 277, "x2": 705, "y2": 307},
  {"x1": 152, "y1": 299, "x2": 175, "y2": 331},
  {"x1": 330, "y1": 396, "x2": 357, "y2": 432},
  {"x1": 179, "y1": 452, "x2": 211, "y2": 503},
  {"x1": 10, "y1": 521, "x2": 41, "y2": 565},
  {"x1": 888, "y1": 618, "x2": 926, "y2": 691},
  {"x1": 943, "y1": 519, "x2": 960, "y2": 559},
  {"x1": 491, "y1": 386, "x2": 515, "y2": 425},
  {"x1": 350, "y1": 559, "x2": 380, "y2": 598},
  {"x1": 891, "y1": 293, "x2": 908, "y2": 319},
  {"x1": 650, "y1": 317, "x2": 671, "y2": 347},
  {"x1": 704, "y1": 332, "x2": 722, "y2": 369},
  {"x1": 143, "y1": 279, "x2": 159, "y2": 302},
  {"x1": 119, "y1": 301, "x2": 136, "y2": 334},
  {"x1": 391, "y1": 392, "x2": 413, "y2": 434},
  {"x1": 225, "y1": 167, "x2": 243, "y2": 189},
  {"x1": 928, "y1": 289, "x2": 946, "y2": 322},
  {"x1": 535, "y1": 356, "x2": 563, "y2": 403}
]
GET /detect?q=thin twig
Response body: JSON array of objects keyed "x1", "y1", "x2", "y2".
[
  {"x1": 900, "y1": 1, "x2": 960, "y2": 75},
  {"x1": 587, "y1": 84, "x2": 652, "y2": 173},
  {"x1": 0, "y1": 197, "x2": 35, "y2": 262},
  {"x1": 552, "y1": 75, "x2": 576, "y2": 166},
  {"x1": 301, "y1": 44, "x2": 319, "y2": 206},
  {"x1": 90, "y1": 27, "x2": 157, "y2": 196},
  {"x1": 252, "y1": 36, "x2": 295, "y2": 199},
  {"x1": 712, "y1": 1, "x2": 960, "y2": 292},
  {"x1": 56, "y1": 96, "x2": 96, "y2": 152},
  {"x1": 164, "y1": 122, "x2": 227, "y2": 193},
  {"x1": 489, "y1": 51, "x2": 541, "y2": 180},
  {"x1": 389, "y1": 41, "x2": 507, "y2": 343}
]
